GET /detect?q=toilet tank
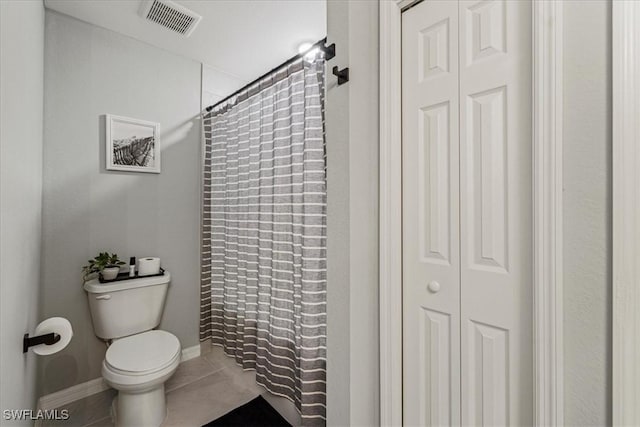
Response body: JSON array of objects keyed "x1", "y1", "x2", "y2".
[{"x1": 83, "y1": 273, "x2": 171, "y2": 340}]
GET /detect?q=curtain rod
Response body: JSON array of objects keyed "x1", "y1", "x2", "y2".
[{"x1": 205, "y1": 37, "x2": 335, "y2": 113}]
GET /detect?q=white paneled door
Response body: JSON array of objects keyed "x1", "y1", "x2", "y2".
[{"x1": 402, "y1": 1, "x2": 532, "y2": 425}]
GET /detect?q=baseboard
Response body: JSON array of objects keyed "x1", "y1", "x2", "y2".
[
  {"x1": 38, "y1": 377, "x2": 109, "y2": 411},
  {"x1": 181, "y1": 343, "x2": 201, "y2": 362},
  {"x1": 37, "y1": 344, "x2": 202, "y2": 411}
]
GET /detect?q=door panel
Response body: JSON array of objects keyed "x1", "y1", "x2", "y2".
[
  {"x1": 403, "y1": 0, "x2": 533, "y2": 425},
  {"x1": 402, "y1": 2, "x2": 460, "y2": 426},
  {"x1": 459, "y1": 0, "x2": 533, "y2": 425}
]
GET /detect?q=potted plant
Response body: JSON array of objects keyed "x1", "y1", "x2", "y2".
[{"x1": 82, "y1": 252, "x2": 126, "y2": 281}]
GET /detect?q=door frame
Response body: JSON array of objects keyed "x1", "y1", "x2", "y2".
[
  {"x1": 612, "y1": 1, "x2": 640, "y2": 425},
  {"x1": 379, "y1": 1, "x2": 565, "y2": 425}
]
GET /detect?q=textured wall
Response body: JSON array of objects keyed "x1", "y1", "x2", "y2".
[
  {"x1": 0, "y1": 0, "x2": 45, "y2": 420},
  {"x1": 39, "y1": 11, "x2": 202, "y2": 395},
  {"x1": 563, "y1": 1, "x2": 612, "y2": 425}
]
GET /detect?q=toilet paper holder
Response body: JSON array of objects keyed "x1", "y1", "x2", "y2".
[{"x1": 23, "y1": 332, "x2": 61, "y2": 353}]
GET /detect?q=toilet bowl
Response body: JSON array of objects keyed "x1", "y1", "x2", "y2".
[
  {"x1": 84, "y1": 273, "x2": 179, "y2": 427},
  {"x1": 103, "y1": 330, "x2": 181, "y2": 426}
]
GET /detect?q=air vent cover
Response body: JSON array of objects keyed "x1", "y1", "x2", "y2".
[{"x1": 139, "y1": 0, "x2": 202, "y2": 37}]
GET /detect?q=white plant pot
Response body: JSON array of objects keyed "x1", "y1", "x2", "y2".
[{"x1": 102, "y1": 267, "x2": 120, "y2": 281}]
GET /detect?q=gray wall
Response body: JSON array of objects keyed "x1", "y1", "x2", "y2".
[
  {"x1": 326, "y1": 1, "x2": 379, "y2": 425},
  {"x1": 0, "y1": 0, "x2": 45, "y2": 419},
  {"x1": 201, "y1": 64, "x2": 245, "y2": 110},
  {"x1": 563, "y1": 1, "x2": 612, "y2": 425},
  {"x1": 39, "y1": 11, "x2": 202, "y2": 395}
]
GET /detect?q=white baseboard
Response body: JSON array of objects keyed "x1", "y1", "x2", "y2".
[
  {"x1": 180, "y1": 343, "x2": 201, "y2": 362},
  {"x1": 37, "y1": 344, "x2": 202, "y2": 411},
  {"x1": 38, "y1": 377, "x2": 109, "y2": 411}
]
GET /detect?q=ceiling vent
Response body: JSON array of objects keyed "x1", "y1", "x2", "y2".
[{"x1": 139, "y1": 0, "x2": 202, "y2": 37}]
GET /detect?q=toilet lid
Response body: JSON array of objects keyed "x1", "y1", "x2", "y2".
[{"x1": 105, "y1": 330, "x2": 180, "y2": 374}]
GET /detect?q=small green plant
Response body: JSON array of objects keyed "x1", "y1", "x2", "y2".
[{"x1": 82, "y1": 252, "x2": 125, "y2": 281}]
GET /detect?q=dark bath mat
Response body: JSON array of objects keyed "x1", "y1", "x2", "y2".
[{"x1": 202, "y1": 396, "x2": 291, "y2": 427}]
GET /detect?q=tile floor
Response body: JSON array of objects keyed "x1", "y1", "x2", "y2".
[{"x1": 44, "y1": 346, "x2": 267, "y2": 427}]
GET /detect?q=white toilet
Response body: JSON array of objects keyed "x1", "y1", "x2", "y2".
[{"x1": 84, "y1": 273, "x2": 180, "y2": 427}]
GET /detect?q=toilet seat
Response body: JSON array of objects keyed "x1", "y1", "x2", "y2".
[{"x1": 105, "y1": 330, "x2": 181, "y2": 376}]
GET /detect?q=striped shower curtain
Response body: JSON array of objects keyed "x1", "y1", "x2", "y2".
[{"x1": 200, "y1": 57, "x2": 326, "y2": 424}]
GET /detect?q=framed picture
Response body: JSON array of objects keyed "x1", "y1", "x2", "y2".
[{"x1": 106, "y1": 114, "x2": 160, "y2": 173}]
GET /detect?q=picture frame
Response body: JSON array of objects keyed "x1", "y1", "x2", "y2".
[{"x1": 105, "y1": 114, "x2": 161, "y2": 173}]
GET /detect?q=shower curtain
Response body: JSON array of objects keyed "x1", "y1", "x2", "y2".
[{"x1": 200, "y1": 56, "x2": 326, "y2": 424}]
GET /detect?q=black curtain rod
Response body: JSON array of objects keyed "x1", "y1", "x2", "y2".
[{"x1": 205, "y1": 37, "x2": 335, "y2": 113}]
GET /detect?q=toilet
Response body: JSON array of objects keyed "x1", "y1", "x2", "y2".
[{"x1": 84, "y1": 273, "x2": 180, "y2": 427}]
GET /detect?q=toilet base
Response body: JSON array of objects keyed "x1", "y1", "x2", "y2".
[{"x1": 112, "y1": 385, "x2": 167, "y2": 427}]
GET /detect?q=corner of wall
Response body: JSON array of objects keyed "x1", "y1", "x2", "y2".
[
  {"x1": 0, "y1": 0, "x2": 46, "y2": 414},
  {"x1": 326, "y1": 0, "x2": 380, "y2": 425}
]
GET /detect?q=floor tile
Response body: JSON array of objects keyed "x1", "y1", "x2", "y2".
[
  {"x1": 201, "y1": 346, "x2": 240, "y2": 370},
  {"x1": 84, "y1": 416, "x2": 113, "y2": 427},
  {"x1": 50, "y1": 354, "x2": 274, "y2": 427},
  {"x1": 165, "y1": 356, "x2": 221, "y2": 393},
  {"x1": 203, "y1": 347, "x2": 267, "y2": 396},
  {"x1": 162, "y1": 369, "x2": 262, "y2": 427},
  {"x1": 206, "y1": 347, "x2": 275, "y2": 394},
  {"x1": 199, "y1": 340, "x2": 213, "y2": 356},
  {"x1": 43, "y1": 389, "x2": 115, "y2": 427}
]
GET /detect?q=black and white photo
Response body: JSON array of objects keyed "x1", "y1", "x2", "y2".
[{"x1": 106, "y1": 114, "x2": 160, "y2": 173}]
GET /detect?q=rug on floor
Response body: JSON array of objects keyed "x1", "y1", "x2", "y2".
[{"x1": 202, "y1": 396, "x2": 292, "y2": 427}]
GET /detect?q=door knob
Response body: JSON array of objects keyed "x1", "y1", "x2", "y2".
[{"x1": 427, "y1": 281, "x2": 441, "y2": 293}]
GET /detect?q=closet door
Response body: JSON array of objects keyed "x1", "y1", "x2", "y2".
[
  {"x1": 458, "y1": 0, "x2": 533, "y2": 425},
  {"x1": 402, "y1": 2, "x2": 461, "y2": 425},
  {"x1": 403, "y1": 0, "x2": 533, "y2": 425}
]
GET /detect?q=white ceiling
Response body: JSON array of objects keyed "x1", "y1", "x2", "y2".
[{"x1": 44, "y1": 0, "x2": 327, "y2": 83}]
